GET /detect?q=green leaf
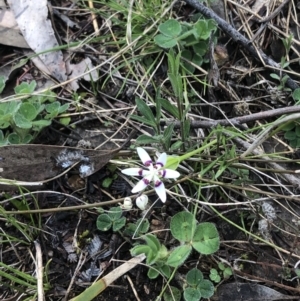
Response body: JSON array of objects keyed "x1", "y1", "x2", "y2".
[
  {"x1": 136, "y1": 134, "x2": 161, "y2": 144},
  {"x1": 108, "y1": 207, "x2": 122, "y2": 220},
  {"x1": 192, "y1": 222, "x2": 220, "y2": 255},
  {"x1": 0, "y1": 100, "x2": 21, "y2": 115},
  {"x1": 292, "y1": 88, "x2": 300, "y2": 101},
  {"x1": 136, "y1": 218, "x2": 150, "y2": 234},
  {"x1": 59, "y1": 117, "x2": 71, "y2": 125},
  {"x1": 58, "y1": 103, "x2": 69, "y2": 113},
  {"x1": 284, "y1": 131, "x2": 296, "y2": 140},
  {"x1": 158, "y1": 19, "x2": 181, "y2": 37},
  {"x1": 207, "y1": 19, "x2": 217, "y2": 31},
  {"x1": 7, "y1": 133, "x2": 21, "y2": 144},
  {"x1": 281, "y1": 122, "x2": 295, "y2": 131},
  {"x1": 134, "y1": 98, "x2": 156, "y2": 126},
  {"x1": 131, "y1": 245, "x2": 154, "y2": 264},
  {"x1": 147, "y1": 267, "x2": 160, "y2": 279},
  {"x1": 113, "y1": 216, "x2": 126, "y2": 231},
  {"x1": 14, "y1": 81, "x2": 36, "y2": 94},
  {"x1": 170, "y1": 141, "x2": 183, "y2": 151},
  {"x1": 13, "y1": 113, "x2": 32, "y2": 129},
  {"x1": 270, "y1": 73, "x2": 280, "y2": 80},
  {"x1": 296, "y1": 125, "x2": 300, "y2": 137},
  {"x1": 45, "y1": 101, "x2": 60, "y2": 114},
  {"x1": 194, "y1": 20, "x2": 210, "y2": 40},
  {"x1": 192, "y1": 41, "x2": 209, "y2": 57},
  {"x1": 167, "y1": 245, "x2": 192, "y2": 267},
  {"x1": 158, "y1": 98, "x2": 179, "y2": 119},
  {"x1": 197, "y1": 279, "x2": 214, "y2": 298},
  {"x1": 31, "y1": 119, "x2": 52, "y2": 127},
  {"x1": 18, "y1": 103, "x2": 37, "y2": 121},
  {"x1": 186, "y1": 268, "x2": 203, "y2": 286},
  {"x1": 183, "y1": 120, "x2": 190, "y2": 141},
  {"x1": 290, "y1": 139, "x2": 298, "y2": 148},
  {"x1": 183, "y1": 287, "x2": 201, "y2": 301},
  {"x1": 143, "y1": 234, "x2": 161, "y2": 253},
  {"x1": 192, "y1": 54, "x2": 203, "y2": 66},
  {"x1": 154, "y1": 34, "x2": 177, "y2": 48},
  {"x1": 0, "y1": 76, "x2": 6, "y2": 94},
  {"x1": 160, "y1": 265, "x2": 171, "y2": 278},
  {"x1": 22, "y1": 134, "x2": 33, "y2": 144},
  {"x1": 102, "y1": 177, "x2": 113, "y2": 188},
  {"x1": 170, "y1": 211, "x2": 196, "y2": 242},
  {"x1": 223, "y1": 267, "x2": 233, "y2": 278},
  {"x1": 96, "y1": 214, "x2": 112, "y2": 231},
  {"x1": 163, "y1": 286, "x2": 182, "y2": 301},
  {"x1": 37, "y1": 90, "x2": 57, "y2": 103},
  {"x1": 163, "y1": 123, "x2": 175, "y2": 149}
]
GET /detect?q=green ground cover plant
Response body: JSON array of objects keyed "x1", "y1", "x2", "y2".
[{"x1": 0, "y1": 79, "x2": 69, "y2": 145}]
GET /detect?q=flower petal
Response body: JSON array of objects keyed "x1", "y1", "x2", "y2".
[
  {"x1": 137, "y1": 147, "x2": 152, "y2": 165},
  {"x1": 121, "y1": 168, "x2": 142, "y2": 176},
  {"x1": 162, "y1": 169, "x2": 180, "y2": 179},
  {"x1": 131, "y1": 178, "x2": 148, "y2": 193},
  {"x1": 154, "y1": 181, "x2": 166, "y2": 203},
  {"x1": 156, "y1": 152, "x2": 167, "y2": 167}
]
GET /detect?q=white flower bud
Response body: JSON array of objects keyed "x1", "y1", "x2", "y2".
[
  {"x1": 136, "y1": 194, "x2": 148, "y2": 210},
  {"x1": 122, "y1": 197, "x2": 133, "y2": 210}
]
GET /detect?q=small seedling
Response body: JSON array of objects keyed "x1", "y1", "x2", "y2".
[
  {"x1": 183, "y1": 268, "x2": 214, "y2": 301},
  {"x1": 131, "y1": 211, "x2": 220, "y2": 279},
  {"x1": 96, "y1": 207, "x2": 126, "y2": 231},
  {"x1": 0, "y1": 80, "x2": 69, "y2": 144},
  {"x1": 209, "y1": 262, "x2": 232, "y2": 283}
]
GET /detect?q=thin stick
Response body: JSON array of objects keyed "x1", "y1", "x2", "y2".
[{"x1": 164, "y1": 105, "x2": 300, "y2": 128}]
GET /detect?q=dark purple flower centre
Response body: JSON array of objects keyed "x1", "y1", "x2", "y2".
[
  {"x1": 155, "y1": 180, "x2": 162, "y2": 187},
  {"x1": 144, "y1": 160, "x2": 152, "y2": 167}
]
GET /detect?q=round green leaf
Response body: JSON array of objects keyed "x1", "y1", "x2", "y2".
[
  {"x1": 108, "y1": 207, "x2": 122, "y2": 220},
  {"x1": 13, "y1": 113, "x2": 32, "y2": 129},
  {"x1": 183, "y1": 287, "x2": 201, "y2": 301},
  {"x1": 136, "y1": 218, "x2": 150, "y2": 234},
  {"x1": 18, "y1": 103, "x2": 37, "y2": 121},
  {"x1": 170, "y1": 211, "x2": 196, "y2": 242},
  {"x1": 96, "y1": 214, "x2": 112, "y2": 231},
  {"x1": 147, "y1": 267, "x2": 160, "y2": 279},
  {"x1": 166, "y1": 245, "x2": 192, "y2": 267},
  {"x1": 281, "y1": 122, "x2": 295, "y2": 131},
  {"x1": 59, "y1": 117, "x2": 71, "y2": 125},
  {"x1": 192, "y1": 222, "x2": 220, "y2": 255},
  {"x1": 154, "y1": 34, "x2": 177, "y2": 48},
  {"x1": 22, "y1": 134, "x2": 33, "y2": 144},
  {"x1": 158, "y1": 19, "x2": 181, "y2": 37},
  {"x1": 7, "y1": 133, "x2": 21, "y2": 144},
  {"x1": 186, "y1": 268, "x2": 203, "y2": 286},
  {"x1": 113, "y1": 216, "x2": 126, "y2": 231},
  {"x1": 197, "y1": 279, "x2": 214, "y2": 298},
  {"x1": 284, "y1": 131, "x2": 296, "y2": 140},
  {"x1": 291, "y1": 139, "x2": 298, "y2": 148},
  {"x1": 45, "y1": 101, "x2": 60, "y2": 114},
  {"x1": 160, "y1": 264, "x2": 171, "y2": 278},
  {"x1": 163, "y1": 286, "x2": 181, "y2": 301}
]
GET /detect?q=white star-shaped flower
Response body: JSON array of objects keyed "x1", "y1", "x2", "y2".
[{"x1": 121, "y1": 147, "x2": 180, "y2": 202}]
